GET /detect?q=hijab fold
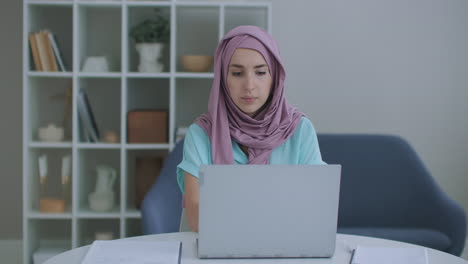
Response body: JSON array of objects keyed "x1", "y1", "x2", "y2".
[{"x1": 196, "y1": 26, "x2": 303, "y2": 164}]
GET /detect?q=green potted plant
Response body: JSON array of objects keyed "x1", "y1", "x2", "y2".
[{"x1": 130, "y1": 8, "x2": 170, "y2": 72}]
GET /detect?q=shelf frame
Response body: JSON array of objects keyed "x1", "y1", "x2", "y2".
[{"x1": 23, "y1": 1, "x2": 271, "y2": 263}]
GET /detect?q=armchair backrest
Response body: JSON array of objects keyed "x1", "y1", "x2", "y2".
[
  {"x1": 141, "y1": 140, "x2": 184, "y2": 234},
  {"x1": 317, "y1": 134, "x2": 466, "y2": 255},
  {"x1": 318, "y1": 134, "x2": 447, "y2": 226}
]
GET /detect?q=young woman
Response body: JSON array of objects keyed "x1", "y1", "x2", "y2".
[{"x1": 177, "y1": 25, "x2": 325, "y2": 232}]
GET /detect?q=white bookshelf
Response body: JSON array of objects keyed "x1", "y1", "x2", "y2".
[{"x1": 22, "y1": 0, "x2": 271, "y2": 263}]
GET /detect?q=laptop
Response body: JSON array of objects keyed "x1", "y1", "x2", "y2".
[{"x1": 197, "y1": 164, "x2": 341, "y2": 259}]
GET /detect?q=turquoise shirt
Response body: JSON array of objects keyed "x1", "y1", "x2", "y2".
[{"x1": 176, "y1": 116, "x2": 326, "y2": 193}]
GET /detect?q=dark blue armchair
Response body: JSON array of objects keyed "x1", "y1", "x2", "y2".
[
  {"x1": 141, "y1": 134, "x2": 466, "y2": 256},
  {"x1": 141, "y1": 140, "x2": 184, "y2": 235},
  {"x1": 319, "y1": 134, "x2": 466, "y2": 256}
]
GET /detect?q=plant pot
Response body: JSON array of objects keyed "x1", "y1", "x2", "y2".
[{"x1": 135, "y1": 42, "x2": 164, "y2": 73}]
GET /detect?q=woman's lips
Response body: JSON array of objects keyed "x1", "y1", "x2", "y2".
[{"x1": 241, "y1": 97, "x2": 257, "y2": 103}]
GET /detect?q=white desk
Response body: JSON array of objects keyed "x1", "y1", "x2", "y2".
[{"x1": 45, "y1": 232, "x2": 468, "y2": 264}]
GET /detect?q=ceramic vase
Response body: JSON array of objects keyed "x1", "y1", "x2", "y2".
[{"x1": 135, "y1": 42, "x2": 164, "y2": 73}]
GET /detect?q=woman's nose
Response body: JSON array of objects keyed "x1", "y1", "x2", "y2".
[{"x1": 244, "y1": 74, "x2": 255, "y2": 91}]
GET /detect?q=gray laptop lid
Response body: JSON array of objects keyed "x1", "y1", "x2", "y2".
[{"x1": 198, "y1": 164, "x2": 341, "y2": 259}]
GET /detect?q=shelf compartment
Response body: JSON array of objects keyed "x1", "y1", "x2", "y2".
[
  {"x1": 126, "y1": 78, "x2": 170, "y2": 110},
  {"x1": 175, "y1": 78, "x2": 211, "y2": 129},
  {"x1": 224, "y1": 6, "x2": 269, "y2": 33},
  {"x1": 176, "y1": 6, "x2": 219, "y2": 72},
  {"x1": 77, "y1": 219, "x2": 120, "y2": 247},
  {"x1": 27, "y1": 149, "x2": 73, "y2": 213},
  {"x1": 77, "y1": 149, "x2": 121, "y2": 213},
  {"x1": 28, "y1": 77, "x2": 73, "y2": 142},
  {"x1": 127, "y1": 6, "x2": 171, "y2": 73},
  {"x1": 27, "y1": 5, "x2": 73, "y2": 72},
  {"x1": 26, "y1": 219, "x2": 71, "y2": 264},
  {"x1": 78, "y1": 6, "x2": 122, "y2": 73},
  {"x1": 126, "y1": 149, "x2": 168, "y2": 212},
  {"x1": 125, "y1": 218, "x2": 143, "y2": 237},
  {"x1": 126, "y1": 78, "x2": 170, "y2": 144},
  {"x1": 77, "y1": 78, "x2": 122, "y2": 143}
]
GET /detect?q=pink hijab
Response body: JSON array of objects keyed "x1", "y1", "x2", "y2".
[{"x1": 195, "y1": 25, "x2": 303, "y2": 164}]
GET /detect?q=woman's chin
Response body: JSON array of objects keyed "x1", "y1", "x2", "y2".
[{"x1": 240, "y1": 108, "x2": 259, "y2": 118}]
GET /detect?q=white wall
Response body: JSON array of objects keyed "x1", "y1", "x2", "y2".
[
  {"x1": 273, "y1": 0, "x2": 468, "y2": 210},
  {"x1": 0, "y1": 0, "x2": 467, "y2": 239}
]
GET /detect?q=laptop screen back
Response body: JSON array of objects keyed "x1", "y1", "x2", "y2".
[{"x1": 198, "y1": 164, "x2": 341, "y2": 258}]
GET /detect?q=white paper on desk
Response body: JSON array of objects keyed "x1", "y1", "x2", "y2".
[
  {"x1": 81, "y1": 240, "x2": 182, "y2": 264},
  {"x1": 351, "y1": 246, "x2": 428, "y2": 264}
]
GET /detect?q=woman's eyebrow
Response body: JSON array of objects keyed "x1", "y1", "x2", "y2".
[{"x1": 229, "y1": 64, "x2": 268, "y2": 69}]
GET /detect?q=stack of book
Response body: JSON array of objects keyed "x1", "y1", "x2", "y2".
[{"x1": 29, "y1": 30, "x2": 67, "y2": 72}]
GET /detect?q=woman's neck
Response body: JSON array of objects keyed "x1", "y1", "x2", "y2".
[{"x1": 240, "y1": 145, "x2": 249, "y2": 157}]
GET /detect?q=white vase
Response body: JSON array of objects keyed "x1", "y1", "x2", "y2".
[{"x1": 135, "y1": 42, "x2": 164, "y2": 73}]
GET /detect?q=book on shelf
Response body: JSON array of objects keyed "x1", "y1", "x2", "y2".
[
  {"x1": 33, "y1": 31, "x2": 50, "y2": 71},
  {"x1": 28, "y1": 33, "x2": 42, "y2": 71},
  {"x1": 48, "y1": 32, "x2": 67, "y2": 72},
  {"x1": 42, "y1": 30, "x2": 58, "y2": 71},
  {"x1": 77, "y1": 89, "x2": 100, "y2": 142},
  {"x1": 29, "y1": 30, "x2": 67, "y2": 72}
]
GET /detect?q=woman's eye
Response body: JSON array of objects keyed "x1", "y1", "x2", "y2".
[
  {"x1": 256, "y1": 71, "x2": 266, "y2": 76},
  {"x1": 232, "y1": 72, "x2": 242, "y2": 76}
]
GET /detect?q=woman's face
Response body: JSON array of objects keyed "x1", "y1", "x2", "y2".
[{"x1": 227, "y1": 48, "x2": 273, "y2": 118}]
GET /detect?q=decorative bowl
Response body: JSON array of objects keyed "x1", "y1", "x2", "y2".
[
  {"x1": 82, "y1": 56, "x2": 109, "y2": 72},
  {"x1": 38, "y1": 124, "x2": 64, "y2": 142},
  {"x1": 181, "y1": 55, "x2": 213, "y2": 72}
]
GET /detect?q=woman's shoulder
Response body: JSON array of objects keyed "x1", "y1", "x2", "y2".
[
  {"x1": 296, "y1": 116, "x2": 317, "y2": 133},
  {"x1": 184, "y1": 123, "x2": 211, "y2": 147},
  {"x1": 287, "y1": 116, "x2": 318, "y2": 142},
  {"x1": 187, "y1": 123, "x2": 208, "y2": 136}
]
